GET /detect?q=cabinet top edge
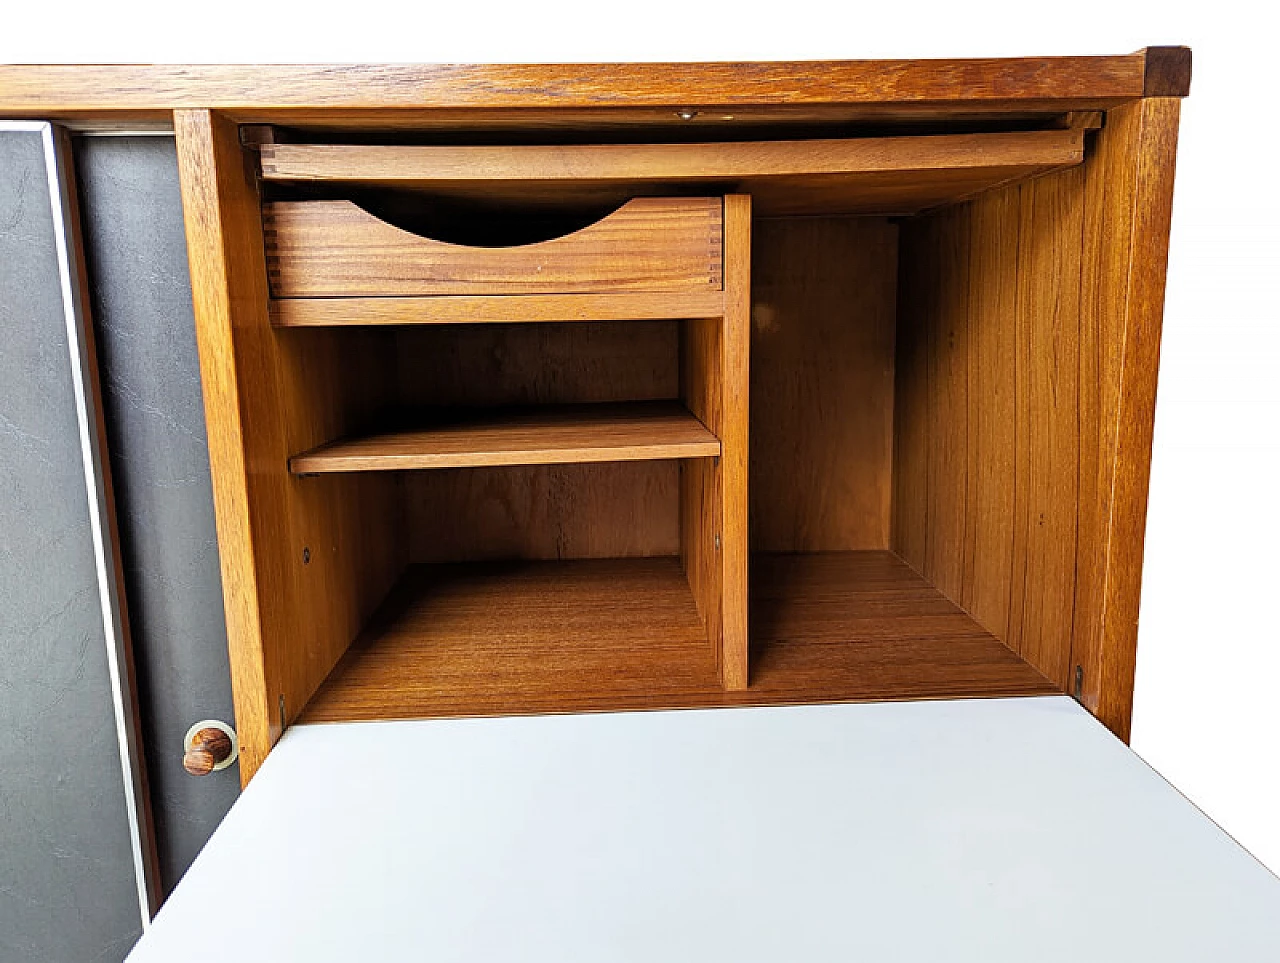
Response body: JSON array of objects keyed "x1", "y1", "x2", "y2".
[{"x1": 0, "y1": 48, "x2": 1189, "y2": 127}]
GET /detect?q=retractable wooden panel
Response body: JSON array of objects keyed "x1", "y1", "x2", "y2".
[{"x1": 0, "y1": 50, "x2": 1183, "y2": 782}]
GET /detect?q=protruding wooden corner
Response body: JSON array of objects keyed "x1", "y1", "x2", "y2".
[{"x1": 1141, "y1": 46, "x2": 1192, "y2": 97}]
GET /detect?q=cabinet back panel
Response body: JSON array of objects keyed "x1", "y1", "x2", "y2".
[
  {"x1": 394, "y1": 319, "x2": 681, "y2": 563},
  {"x1": 406, "y1": 462, "x2": 678, "y2": 562},
  {"x1": 394, "y1": 321, "x2": 677, "y2": 408},
  {"x1": 750, "y1": 217, "x2": 898, "y2": 552}
]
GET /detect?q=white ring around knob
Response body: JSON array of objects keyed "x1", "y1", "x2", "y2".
[{"x1": 183, "y1": 719, "x2": 239, "y2": 772}]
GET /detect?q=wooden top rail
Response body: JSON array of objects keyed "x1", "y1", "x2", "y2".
[{"x1": 0, "y1": 49, "x2": 1189, "y2": 128}]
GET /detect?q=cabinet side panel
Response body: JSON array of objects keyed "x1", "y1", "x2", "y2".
[
  {"x1": 176, "y1": 112, "x2": 403, "y2": 781},
  {"x1": 174, "y1": 110, "x2": 281, "y2": 781},
  {"x1": 893, "y1": 165, "x2": 1086, "y2": 691},
  {"x1": 1072, "y1": 98, "x2": 1182, "y2": 740},
  {"x1": 892, "y1": 103, "x2": 1179, "y2": 721}
]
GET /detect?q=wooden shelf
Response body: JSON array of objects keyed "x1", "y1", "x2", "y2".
[
  {"x1": 257, "y1": 131, "x2": 1085, "y2": 217},
  {"x1": 289, "y1": 402, "x2": 720, "y2": 474},
  {"x1": 299, "y1": 551, "x2": 1056, "y2": 724},
  {"x1": 300, "y1": 558, "x2": 722, "y2": 721},
  {"x1": 746, "y1": 552, "x2": 1054, "y2": 702}
]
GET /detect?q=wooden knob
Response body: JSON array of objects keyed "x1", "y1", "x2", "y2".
[{"x1": 184, "y1": 727, "x2": 234, "y2": 776}]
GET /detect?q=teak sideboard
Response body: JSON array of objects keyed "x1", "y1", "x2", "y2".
[{"x1": 1, "y1": 50, "x2": 1189, "y2": 787}]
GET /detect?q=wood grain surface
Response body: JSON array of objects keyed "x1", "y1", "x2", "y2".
[
  {"x1": 297, "y1": 551, "x2": 1056, "y2": 723},
  {"x1": 153, "y1": 57, "x2": 1184, "y2": 760},
  {"x1": 299, "y1": 557, "x2": 721, "y2": 722},
  {"x1": 894, "y1": 166, "x2": 1086, "y2": 692},
  {"x1": 718, "y1": 195, "x2": 751, "y2": 689},
  {"x1": 747, "y1": 552, "x2": 1053, "y2": 702},
  {"x1": 255, "y1": 132, "x2": 1084, "y2": 216},
  {"x1": 289, "y1": 402, "x2": 719, "y2": 473},
  {"x1": 406, "y1": 462, "x2": 680, "y2": 563},
  {"x1": 750, "y1": 217, "x2": 898, "y2": 552},
  {"x1": 174, "y1": 110, "x2": 283, "y2": 782},
  {"x1": 1069, "y1": 97, "x2": 1182, "y2": 739},
  {"x1": 397, "y1": 319, "x2": 683, "y2": 564},
  {"x1": 258, "y1": 131, "x2": 1085, "y2": 184},
  {"x1": 0, "y1": 54, "x2": 1176, "y2": 124},
  {"x1": 270, "y1": 291, "x2": 725, "y2": 327},
  {"x1": 264, "y1": 197, "x2": 723, "y2": 298},
  {"x1": 890, "y1": 98, "x2": 1183, "y2": 732},
  {"x1": 395, "y1": 320, "x2": 677, "y2": 408},
  {"x1": 681, "y1": 316, "x2": 727, "y2": 685},
  {"x1": 176, "y1": 112, "x2": 403, "y2": 783}
]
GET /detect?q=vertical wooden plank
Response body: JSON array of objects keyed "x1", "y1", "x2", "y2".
[
  {"x1": 1008, "y1": 169, "x2": 1084, "y2": 687},
  {"x1": 681, "y1": 191, "x2": 749, "y2": 689},
  {"x1": 682, "y1": 314, "x2": 724, "y2": 681},
  {"x1": 924, "y1": 204, "x2": 970, "y2": 600},
  {"x1": 177, "y1": 112, "x2": 407, "y2": 782},
  {"x1": 174, "y1": 110, "x2": 283, "y2": 782},
  {"x1": 1073, "y1": 98, "x2": 1182, "y2": 740},
  {"x1": 961, "y1": 189, "x2": 1019, "y2": 640},
  {"x1": 720, "y1": 194, "x2": 751, "y2": 689}
]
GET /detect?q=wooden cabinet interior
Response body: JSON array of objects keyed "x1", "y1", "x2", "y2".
[{"x1": 138, "y1": 52, "x2": 1189, "y2": 781}]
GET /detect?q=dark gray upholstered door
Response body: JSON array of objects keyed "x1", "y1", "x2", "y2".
[
  {"x1": 75, "y1": 134, "x2": 239, "y2": 895},
  {"x1": 1, "y1": 124, "x2": 239, "y2": 961},
  {"x1": 0, "y1": 123, "x2": 153, "y2": 962}
]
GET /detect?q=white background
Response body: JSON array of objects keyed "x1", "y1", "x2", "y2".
[{"x1": 4, "y1": 0, "x2": 1277, "y2": 873}]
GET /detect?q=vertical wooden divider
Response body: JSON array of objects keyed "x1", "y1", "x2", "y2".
[
  {"x1": 176, "y1": 111, "x2": 404, "y2": 783},
  {"x1": 681, "y1": 194, "x2": 749, "y2": 690},
  {"x1": 174, "y1": 110, "x2": 286, "y2": 782},
  {"x1": 719, "y1": 193, "x2": 751, "y2": 689}
]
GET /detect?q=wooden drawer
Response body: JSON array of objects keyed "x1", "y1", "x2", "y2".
[{"x1": 263, "y1": 196, "x2": 724, "y2": 298}]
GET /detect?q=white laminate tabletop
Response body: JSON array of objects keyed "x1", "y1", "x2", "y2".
[{"x1": 129, "y1": 696, "x2": 1280, "y2": 962}]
